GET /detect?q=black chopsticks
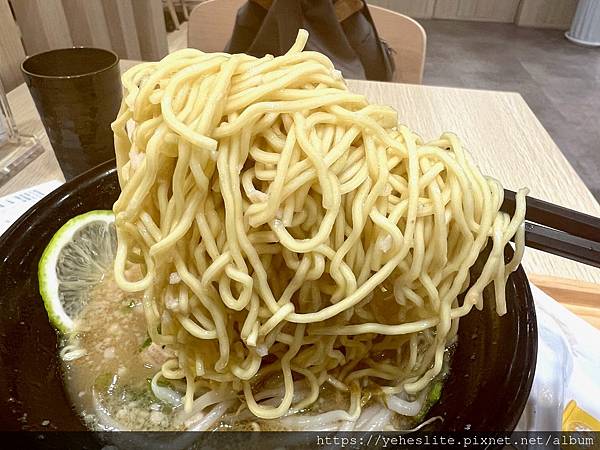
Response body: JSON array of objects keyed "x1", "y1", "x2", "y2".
[{"x1": 501, "y1": 190, "x2": 600, "y2": 269}]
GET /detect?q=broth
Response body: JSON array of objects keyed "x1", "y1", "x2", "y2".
[
  {"x1": 61, "y1": 273, "x2": 181, "y2": 431},
  {"x1": 60, "y1": 272, "x2": 447, "y2": 432}
]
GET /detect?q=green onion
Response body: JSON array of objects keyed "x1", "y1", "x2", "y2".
[
  {"x1": 139, "y1": 336, "x2": 151, "y2": 351},
  {"x1": 415, "y1": 381, "x2": 443, "y2": 423}
]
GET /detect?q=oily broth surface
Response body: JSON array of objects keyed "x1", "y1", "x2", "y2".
[
  {"x1": 59, "y1": 272, "x2": 293, "y2": 431},
  {"x1": 60, "y1": 272, "x2": 180, "y2": 430},
  {"x1": 59, "y1": 272, "x2": 437, "y2": 432}
]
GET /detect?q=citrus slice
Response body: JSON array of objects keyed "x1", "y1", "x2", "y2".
[{"x1": 38, "y1": 210, "x2": 116, "y2": 333}]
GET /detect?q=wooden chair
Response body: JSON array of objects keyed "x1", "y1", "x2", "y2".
[
  {"x1": 368, "y1": 5, "x2": 426, "y2": 84},
  {"x1": 187, "y1": 0, "x2": 242, "y2": 53},
  {"x1": 187, "y1": 0, "x2": 426, "y2": 83}
]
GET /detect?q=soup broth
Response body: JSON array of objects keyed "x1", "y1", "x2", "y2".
[
  {"x1": 61, "y1": 273, "x2": 182, "y2": 430},
  {"x1": 61, "y1": 272, "x2": 447, "y2": 432}
]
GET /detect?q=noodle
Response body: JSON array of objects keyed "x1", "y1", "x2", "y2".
[{"x1": 112, "y1": 29, "x2": 527, "y2": 426}]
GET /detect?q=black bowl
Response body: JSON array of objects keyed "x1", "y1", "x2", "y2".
[{"x1": 0, "y1": 160, "x2": 537, "y2": 441}]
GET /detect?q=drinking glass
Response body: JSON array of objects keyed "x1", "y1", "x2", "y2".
[{"x1": 21, "y1": 48, "x2": 121, "y2": 180}]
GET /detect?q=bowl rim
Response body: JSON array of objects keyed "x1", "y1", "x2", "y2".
[{"x1": 0, "y1": 160, "x2": 117, "y2": 251}]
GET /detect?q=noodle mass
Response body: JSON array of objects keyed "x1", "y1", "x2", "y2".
[{"x1": 110, "y1": 30, "x2": 526, "y2": 428}]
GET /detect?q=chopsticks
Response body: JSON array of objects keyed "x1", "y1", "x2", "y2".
[{"x1": 501, "y1": 190, "x2": 600, "y2": 269}]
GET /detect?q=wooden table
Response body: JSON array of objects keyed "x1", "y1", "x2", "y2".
[{"x1": 4, "y1": 67, "x2": 600, "y2": 325}]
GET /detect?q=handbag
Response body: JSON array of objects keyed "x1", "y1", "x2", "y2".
[{"x1": 225, "y1": 0, "x2": 395, "y2": 81}]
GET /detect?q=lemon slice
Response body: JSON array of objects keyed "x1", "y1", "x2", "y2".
[{"x1": 38, "y1": 210, "x2": 116, "y2": 333}]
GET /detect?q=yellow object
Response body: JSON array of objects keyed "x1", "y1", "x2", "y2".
[
  {"x1": 111, "y1": 29, "x2": 528, "y2": 424},
  {"x1": 563, "y1": 400, "x2": 600, "y2": 431}
]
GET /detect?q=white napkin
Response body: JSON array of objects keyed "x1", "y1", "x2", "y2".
[
  {"x1": 0, "y1": 180, "x2": 63, "y2": 236},
  {"x1": 517, "y1": 284, "x2": 600, "y2": 431}
]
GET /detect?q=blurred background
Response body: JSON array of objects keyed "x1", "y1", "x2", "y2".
[{"x1": 1, "y1": 0, "x2": 598, "y2": 199}]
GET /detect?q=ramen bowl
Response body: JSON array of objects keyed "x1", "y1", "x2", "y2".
[{"x1": 0, "y1": 160, "x2": 537, "y2": 446}]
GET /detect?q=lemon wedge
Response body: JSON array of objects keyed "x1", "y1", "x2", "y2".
[{"x1": 38, "y1": 210, "x2": 116, "y2": 333}]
